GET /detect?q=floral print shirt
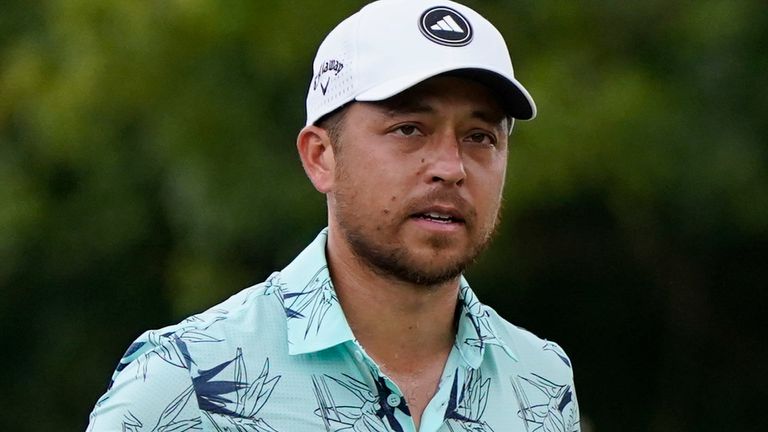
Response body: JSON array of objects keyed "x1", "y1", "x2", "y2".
[{"x1": 87, "y1": 229, "x2": 580, "y2": 432}]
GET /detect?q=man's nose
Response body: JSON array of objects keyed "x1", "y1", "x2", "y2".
[{"x1": 424, "y1": 133, "x2": 466, "y2": 186}]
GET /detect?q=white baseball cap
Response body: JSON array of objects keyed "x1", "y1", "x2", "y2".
[{"x1": 305, "y1": 0, "x2": 536, "y2": 127}]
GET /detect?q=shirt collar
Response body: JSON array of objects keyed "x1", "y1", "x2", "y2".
[
  {"x1": 275, "y1": 229, "x2": 355, "y2": 355},
  {"x1": 276, "y1": 229, "x2": 518, "y2": 366},
  {"x1": 455, "y1": 277, "x2": 518, "y2": 368}
]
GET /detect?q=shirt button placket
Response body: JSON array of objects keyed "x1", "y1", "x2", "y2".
[{"x1": 386, "y1": 393, "x2": 402, "y2": 408}]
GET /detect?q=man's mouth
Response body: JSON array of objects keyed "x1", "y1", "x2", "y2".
[{"x1": 411, "y1": 210, "x2": 465, "y2": 224}]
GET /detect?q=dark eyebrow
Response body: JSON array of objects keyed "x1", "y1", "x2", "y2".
[
  {"x1": 471, "y1": 110, "x2": 507, "y2": 126},
  {"x1": 370, "y1": 99, "x2": 435, "y2": 117},
  {"x1": 368, "y1": 98, "x2": 507, "y2": 128}
]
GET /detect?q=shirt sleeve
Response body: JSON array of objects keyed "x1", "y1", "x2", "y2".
[
  {"x1": 86, "y1": 337, "x2": 203, "y2": 432},
  {"x1": 564, "y1": 347, "x2": 581, "y2": 432},
  {"x1": 570, "y1": 379, "x2": 582, "y2": 432}
]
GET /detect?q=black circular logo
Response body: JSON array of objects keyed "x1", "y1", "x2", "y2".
[{"x1": 419, "y1": 6, "x2": 473, "y2": 47}]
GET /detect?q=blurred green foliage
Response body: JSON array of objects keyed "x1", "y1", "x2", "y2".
[{"x1": 1, "y1": 1, "x2": 766, "y2": 431}]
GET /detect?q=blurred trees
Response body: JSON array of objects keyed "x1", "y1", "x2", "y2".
[{"x1": 1, "y1": 1, "x2": 766, "y2": 431}]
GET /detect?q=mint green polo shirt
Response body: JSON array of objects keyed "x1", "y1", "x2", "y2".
[{"x1": 87, "y1": 229, "x2": 580, "y2": 432}]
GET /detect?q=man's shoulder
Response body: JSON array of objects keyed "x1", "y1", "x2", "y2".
[
  {"x1": 112, "y1": 275, "x2": 287, "y2": 376},
  {"x1": 158, "y1": 275, "x2": 283, "y2": 337},
  {"x1": 483, "y1": 308, "x2": 581, "y2": 431},
  {"x1": 89, "y1": 277, "x2": 290, "y2": 431},
  {"x1": 178, "y1": 274, "x2": 285, "y2": 334},
  {"x1": 485, "y1": 306, "x2": 575, "y2": 375}
]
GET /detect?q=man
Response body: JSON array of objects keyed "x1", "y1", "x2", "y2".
[{"x1": 88, "y1": 1, "x2": 580, "y2": 431}]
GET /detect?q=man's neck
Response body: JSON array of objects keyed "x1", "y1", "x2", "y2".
[
  {"x1": 325, "y1": 225, "x2": 462, "y2": 430},
  {"x1": 325, "y1": 227, "x2": 459, "y2": 374}
]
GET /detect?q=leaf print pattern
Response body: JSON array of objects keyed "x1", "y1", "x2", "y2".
[
  {"x1": 116, "y1": 387, "x2": 202, "y2": 431},
  {"x1": 195, "y1": 351, "x2": 278, "y2": 416},
  {"x1": 109, "y1": 312, "x2": 227, "y2": 389},
  {"x1": 150, "y1": 385, "x2": 202, "y2": 431},
  {"x1": 459, "y1": 285, "x2": 504, "y2": 351},
  {"x1": 542, "y1": 342, "x2": 572, "y2": 368},
  {"x1": 444, "y1": 368, "x2": 495, "y2": 432},
  {"x1": 128, "y1": 326, "x2": 224, "y2": 386},
  {"x1": 194, "y1": 350, "x2": 281, "y2": 431},
  {"x1": 234, "y1": 351, "x2": 280, "y2": 419},
  {"x1": 312, "y1": 371, "x2": 408, "y2": 432},
  {"x1": 203, "y1": 415, "x2": 279, "y2": 432},
  {"x1": 282, "y1": 267, "x2": 338, "y2": 339},
  {"x1": 262, "y1": 272, "x2": 285, "y2": 296},
  {"x1": 121, "y1": 412, "x2": 143, "y2": 432},
  {"x1": 510, "y1": 373, "x2": 579, "y2": 432}
]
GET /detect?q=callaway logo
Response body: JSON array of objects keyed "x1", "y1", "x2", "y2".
[
  {"x1": 419, "y1": 6, "x2": 473, "y2": 47},
  {"x1": 312, "y1": 59, "x2": 344, "y2": 95}
]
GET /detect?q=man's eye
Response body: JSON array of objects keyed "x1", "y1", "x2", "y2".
[
  {"x1": 467, "y1": 132, "x2": 496, "y2": 145},
  {"x1": 394, "y1": 125, "x2": 420, "y2": 136}
]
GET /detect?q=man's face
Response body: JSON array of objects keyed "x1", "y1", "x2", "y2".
[{"x1": 328, "y1": 76, "x2": 510, "y2": 286}]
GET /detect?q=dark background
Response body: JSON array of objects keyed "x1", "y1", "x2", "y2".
[{"x1": 1, "y1": 1, "x2": 766, "y2": 430}]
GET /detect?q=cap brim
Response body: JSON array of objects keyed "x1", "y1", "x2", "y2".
[{"x1": 355, "y1": 67, "x2": 536, "y2": 120}]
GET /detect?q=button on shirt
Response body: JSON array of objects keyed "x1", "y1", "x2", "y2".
[{"x1": 87, "y1": 229, "x2": 581, "y2": 432}]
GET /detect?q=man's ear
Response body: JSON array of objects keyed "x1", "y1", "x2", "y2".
[{"x1": 296, "y1": 125, "x2": 336, "y2": 193}]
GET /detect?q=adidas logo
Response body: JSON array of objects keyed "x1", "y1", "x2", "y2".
[
  {"x1": 419, "y1": 6, "x2": 473, "y2": 47},
  {"x1": 430, "y1": 15, "x2": 465, "y2": 33}
]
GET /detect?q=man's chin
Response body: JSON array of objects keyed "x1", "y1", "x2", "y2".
[
  {"x1": 379, "y1": 259, "x2": 467, "y2": 287},
  {"x1": 370, "y1": 246, "x2": 474, "y2": 287}
]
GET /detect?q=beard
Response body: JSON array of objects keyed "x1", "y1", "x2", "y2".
[{"x1": 332, "y1": 186, "x2": 501, "y2": 287}]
